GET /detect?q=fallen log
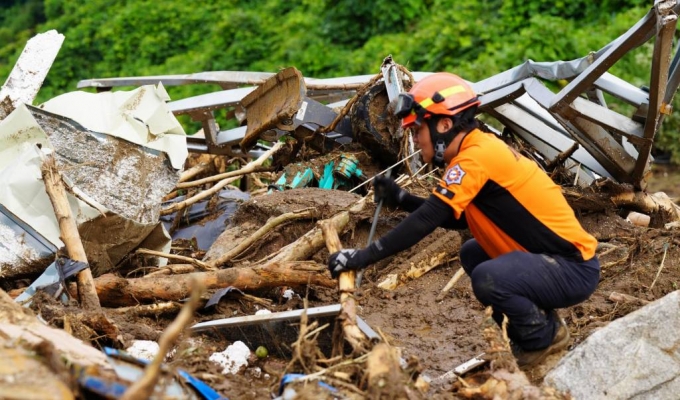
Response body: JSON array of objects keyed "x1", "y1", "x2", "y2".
[
  {"x1": 86, "y1": 261, "x2": 334, "y2": 307},
  {"x1": 320, "y1": 220, "x2": 367, "y2": 354}
]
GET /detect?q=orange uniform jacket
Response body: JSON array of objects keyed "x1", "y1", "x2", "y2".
[{"x1": 432, "y1": 129, "x2": 597, "y2": 261}]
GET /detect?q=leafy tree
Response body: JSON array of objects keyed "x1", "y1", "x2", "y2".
[{"x1": 0, "y1": 0, "x2": 677, "y2": 160}]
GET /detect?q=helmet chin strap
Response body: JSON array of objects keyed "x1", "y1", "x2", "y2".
[{"x1": 427, "y1": 117, "x2": 458, "y2": 168}]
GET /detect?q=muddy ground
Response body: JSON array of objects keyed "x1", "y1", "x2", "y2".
[
  {"x1": 14, "y1": 163, "x2": 680, "y2": 399},
  {"x1": 131, "y1": 185, "x2": 680, "y2": 397}
]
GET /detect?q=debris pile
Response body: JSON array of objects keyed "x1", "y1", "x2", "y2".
[{"x1": 2, "y1": 4, "x2": 680, "y2": 398}]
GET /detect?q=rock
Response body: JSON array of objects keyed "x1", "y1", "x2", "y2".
[{"x1": 544, "y1": 290, "x2": 680, "y2": 399}]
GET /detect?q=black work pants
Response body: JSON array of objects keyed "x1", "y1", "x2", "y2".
[{"x1": 460, "y1": 239, "x2": 600, "y2": 350}]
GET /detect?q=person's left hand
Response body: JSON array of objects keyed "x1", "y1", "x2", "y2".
[{"x1": 327, "y1": 249, "x2": 368, "y2": 279}]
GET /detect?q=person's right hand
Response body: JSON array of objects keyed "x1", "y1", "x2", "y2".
[{"x1": 373, "y1": 174, "x2": 406, "y2": 206}]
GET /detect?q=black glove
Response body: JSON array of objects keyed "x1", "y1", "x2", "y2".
[
  {"x1": 328, "y1": 249, "x2": 370, "y2": 279},
  {"x1": 373, "y1": 174, "x2": 406, "y2": 206}
]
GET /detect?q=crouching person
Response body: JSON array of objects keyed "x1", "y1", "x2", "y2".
[{"x1": 327, "y1": 73, "x2": 600, "y2": 367}]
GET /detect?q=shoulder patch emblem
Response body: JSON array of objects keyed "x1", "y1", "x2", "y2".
[{"x1": 444, "y1": 164, "x2": 466, "y2": 185}]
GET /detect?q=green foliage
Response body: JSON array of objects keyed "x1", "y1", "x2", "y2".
[
  {"x1": 320, "y1": 0, "x2": 426, "y2": 48},
  {"x1": 0, "y1": 0, "x2": 677, "y2": 160}
]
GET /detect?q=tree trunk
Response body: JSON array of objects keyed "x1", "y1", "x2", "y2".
[{"x1": 87, "y1": 262, "x2": 334, "y2": 307}]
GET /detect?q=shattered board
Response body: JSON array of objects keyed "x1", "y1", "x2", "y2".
[{"x1": 29, "y1": 105, "x2": 178, "y2": 225}]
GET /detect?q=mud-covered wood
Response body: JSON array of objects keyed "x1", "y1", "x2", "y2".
[
  {"x1": 609, "y1": 291, "x2": 650, "y2": 305},
  {"x1": 0, "y1": 289, "x2": 109, "y2": 369},
  {"x1": 563, "y1": 183, "x2": 680, "y2": 227},
  {"x1": 366, "y1": 343, "x2": 409, "y2": 399},
  {"x1": 88, "y1": 261, "x2": 334, "y2": 307},
  {"x1": 40, "y1": 152, "x2": 101, "y2": 311},
  {"x1": 320, "y1": 220, "x2": 367, "y2": 354},
  {"x1": 378, "y1": 230, "x2": 461, "y2": 291},
  {"x1": 269, "y1": 196, "x2": 368, "y2": 263},
  {"x1": 161, "y1": 141, "x2": 284, "y2": 216},
  {"x1": 210, "y1": 208, "x2": 318, "y2": 267}
]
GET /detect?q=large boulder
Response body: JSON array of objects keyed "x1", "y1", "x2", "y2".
[{"x1": 545, "y1": 291, "x2": 680, "y2": 399}]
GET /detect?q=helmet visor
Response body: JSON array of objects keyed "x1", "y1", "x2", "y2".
[{"x1": 395, "y1": 93, "x2": 417, "y2": 119}]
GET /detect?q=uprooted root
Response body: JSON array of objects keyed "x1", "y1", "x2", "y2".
[
  {"x1": 454, "y1": 307, "x2": 570, "y2": 400},
  {"x1": 284, "y1": 300, "x2": 328, "y2": 376},
  {"x1": 280, "y1": 299, "x2": 425, "y2": 399}
]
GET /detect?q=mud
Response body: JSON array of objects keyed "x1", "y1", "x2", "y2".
[
  {"x1": 16, "y1": 179, "x2": 680, "y2": 399},
  {"x1": 197, "y1": 188, "x2": 680, "y2": 398}
]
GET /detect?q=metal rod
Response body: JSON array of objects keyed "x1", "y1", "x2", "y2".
[
  {"x1": 354, "y1": 163, "x2": 432, "y2": 288},
  {"x1": 356, "y1": 168, "x2": 392, "y2": 288},
  {"x1": 349, "y1": 149, "x2": 422, "y2": 193}
]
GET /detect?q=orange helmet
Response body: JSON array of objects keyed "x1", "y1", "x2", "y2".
[{"x1": 395, "y1": 73, "x2": 480, "y2": 129}]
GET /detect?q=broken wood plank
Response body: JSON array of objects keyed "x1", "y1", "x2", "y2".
[{"x1": 40, "y1": 151, "x2": 101, "y2": 311}]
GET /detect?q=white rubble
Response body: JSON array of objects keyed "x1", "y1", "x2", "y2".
[
  {"x1": 125, "y1": 340, "x2": 159, "y2": 362},
  {"x1": 209, "y1": 341, "x2": 251, "y2": 375},
  {"x1": 282, "y1": 289, "x2": 295, "y2": 300},
  {"x1": 545, "y1": 290, "x2": 680, "y2": 399}
]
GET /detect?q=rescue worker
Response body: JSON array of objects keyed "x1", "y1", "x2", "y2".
[{"x1": 327, "y1": 72, "x2": 600, "y2": 367}]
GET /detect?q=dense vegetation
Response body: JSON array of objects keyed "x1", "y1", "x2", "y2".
[{"x1": 0, "y1": 0, "x2": 678, "y2": 161}]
